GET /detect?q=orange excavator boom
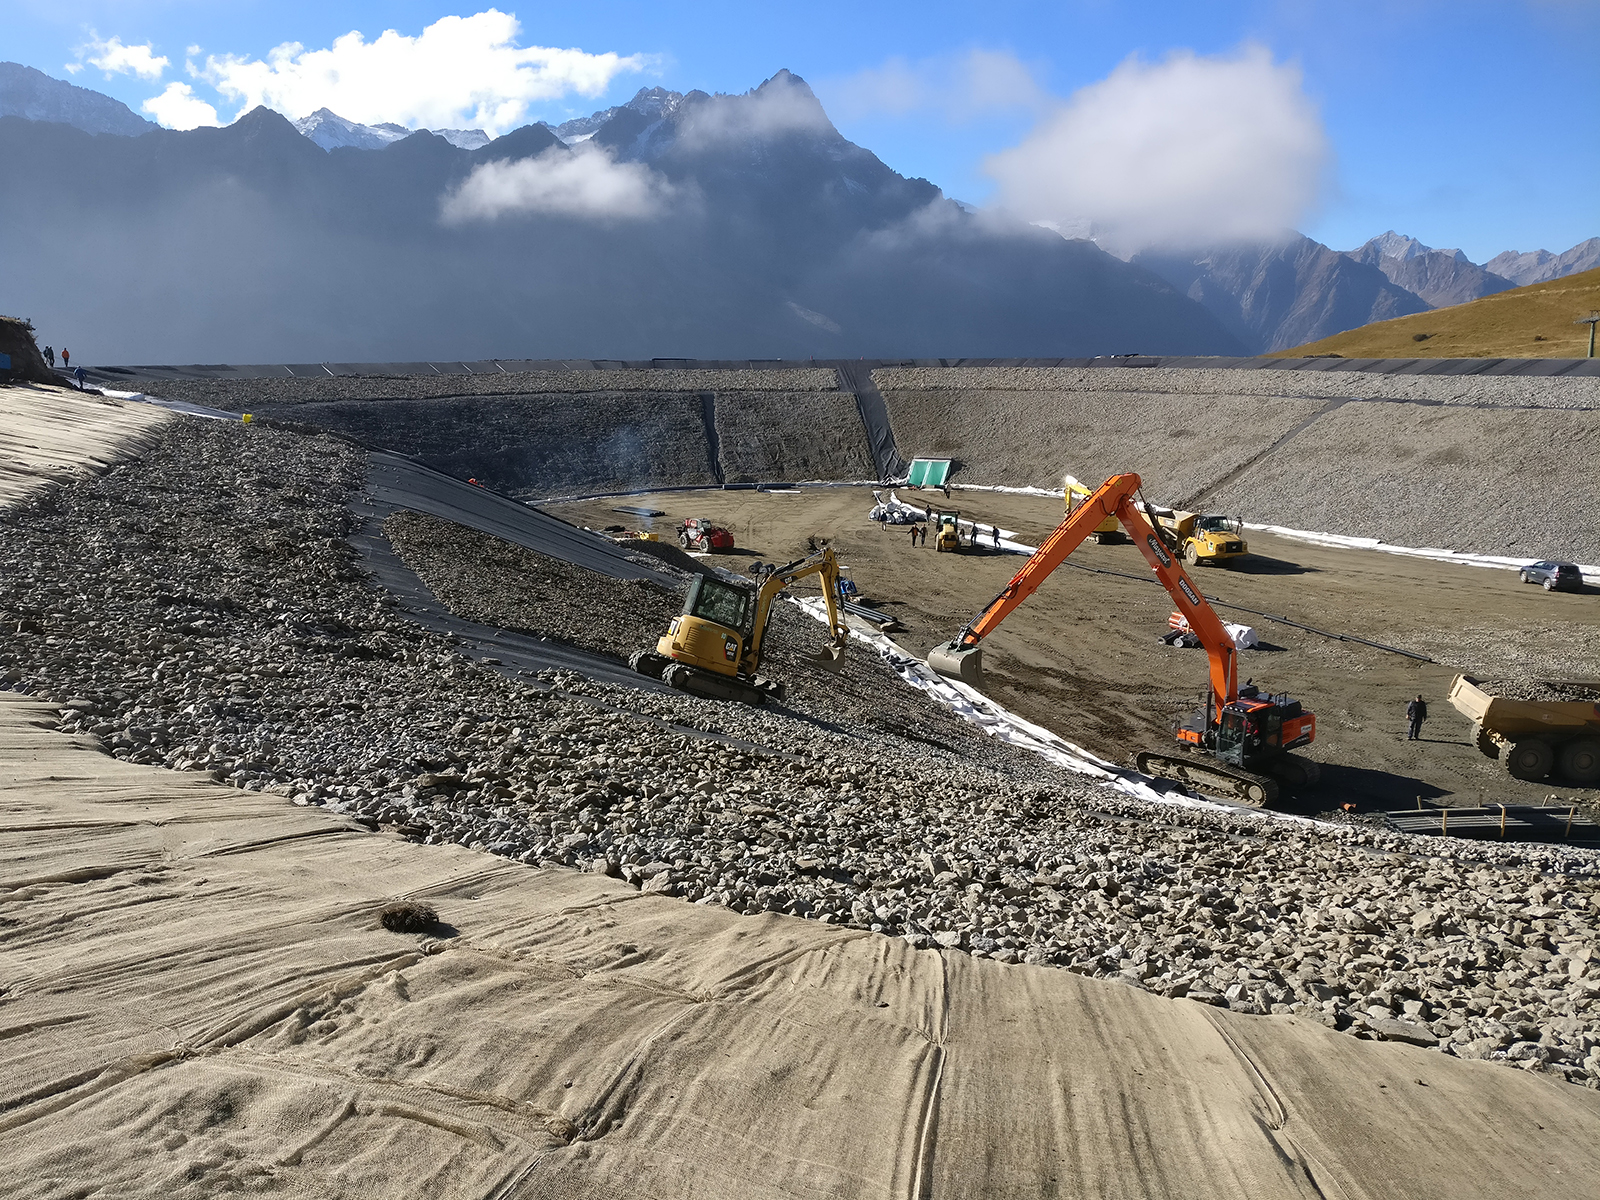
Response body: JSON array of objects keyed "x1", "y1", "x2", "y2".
[{"x1": 930, "y1": 472, "x2": 1237, "y2": 707}]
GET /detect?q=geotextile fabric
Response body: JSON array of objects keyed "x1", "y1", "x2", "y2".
[{"x1": 3, "y1": 693, "x2": 1600, "y2": 1198}]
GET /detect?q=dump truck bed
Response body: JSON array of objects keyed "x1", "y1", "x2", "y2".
[{"x1": 1448, "y1": 675, "x2": 1600, "y2": 736}]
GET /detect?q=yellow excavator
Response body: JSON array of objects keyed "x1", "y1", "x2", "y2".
[
  {"x1": 630, "y1": 547, "x2": 849, "y2": 704},
  {"x1": 927, "y1": 472, "x2": 1318, "y2": 806}
]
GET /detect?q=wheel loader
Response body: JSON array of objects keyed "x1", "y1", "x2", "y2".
[
  {"x1": 927, "y1": 472, "x2": 1318, "y2": 806},
  {"x1": 630, "y1": 548, "x2": 849, "y2": 705}
]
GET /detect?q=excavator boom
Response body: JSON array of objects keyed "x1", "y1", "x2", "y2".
[
  {"x1": 928, "y1": 472, "x2": 1316, "y2": 807},
  {"x1": 746, "y1": 547, "x2": 849, "y2": 676},
  {"x1": 930, "y1": 473, "x2": 1236, "y2": 708}
]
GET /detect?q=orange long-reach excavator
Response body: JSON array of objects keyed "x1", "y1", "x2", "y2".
[{"x1": 927, "y1": 472, "x2": 1318, "y2": 806}]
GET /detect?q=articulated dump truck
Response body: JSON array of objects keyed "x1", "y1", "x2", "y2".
[{"x1": 1449, "y1": 675, "x2": 1600, "y2": 785}]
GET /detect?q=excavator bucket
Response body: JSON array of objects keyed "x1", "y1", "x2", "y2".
[
  {"x1": 806, "y1": 637, "x2": 847, "y2": 672},
  {"x1": 927, "y1": 640, "x2": 983, "y2": 686}
]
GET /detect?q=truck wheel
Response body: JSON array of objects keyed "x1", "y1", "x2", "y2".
[
  {"x1": 1558, "y1": 738, "x2": 1600, "y2": 785},
  {"x1": 1474, "y1": 725, "x2": 1501, "y2": 760},
  {"x1": 1183, "y1": 543, "x2": 1199, "y2": 566},
  {"x1": 1503, "y1": 738, "x2": 1555, "y2": 781}
]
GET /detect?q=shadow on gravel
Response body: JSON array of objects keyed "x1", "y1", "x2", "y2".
[
  {"x1": 1226, "y1": 556, "x2": 1317, "y2": 576},
  {"x1": 1295, "y1": 762, "x2": 1453, "y2": 812}
]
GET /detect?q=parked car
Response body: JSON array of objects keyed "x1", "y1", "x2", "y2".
[{"x1": 1519, "y1": 561, "x2": 1584, "y2": 592}]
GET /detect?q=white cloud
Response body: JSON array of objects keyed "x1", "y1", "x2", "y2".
[
  {"x1": 143, "y1": 82, "x2": 220, "y2": 130},
  {"x1": 679, "y1": 71, "x2": 833, "y2": 148},
  {"x1": 983, "y1": 46, "x2": 1328, "y2": 252},
  {"x1": 199, "y1": 9, "x2": 645, "y2": 135},
  {"x1": 75, "y1": 36, "x2": 170, "y2": 82},
  {"x1": 440, "y1": 143, "x2": 674, "y2": 223},
  {"x1": 826, "y1": 49, "x2": 1047, "y2": 123}
]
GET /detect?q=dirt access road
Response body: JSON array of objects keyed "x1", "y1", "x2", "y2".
[{"x1": 552, "y1": 487, "x2": 1600, "y2": 814}]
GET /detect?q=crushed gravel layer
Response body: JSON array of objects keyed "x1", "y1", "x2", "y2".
[
  {"x1": 128, "y1": 368, "x2": 839, "y2": 408},
  {"x1": 879, "y1": 368, "x2": 1600, "y2": 564},
  {"x1": 261, "y1": 392, "x2": 718, "y2": 498},
  {"x1": 879, "y1": 385, "x2": 1326, "y2": 502},
  {"x1": 714, "y1": 391, "x2": 876, "y2": 483},
  {"x1": 875, "y1": 366, "x2": 1600, "y2": 410},
  {"x1": 383, "y1": 510, "x2": 685, "y2": 661},
  {"x1": 1206, "y1": 401, "x2": 1600, "y2": 563},
  {"x1": 4, "y1": 416, "x2": 1600, "y2": 1088}
]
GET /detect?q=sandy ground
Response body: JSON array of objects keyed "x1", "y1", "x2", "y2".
[
  {"x1": 5, "y1": 690, "x2": 1600, "y2": 1199},
  {"x1": 553, "y1": 487, "x2": 1600, "y2": 813}
]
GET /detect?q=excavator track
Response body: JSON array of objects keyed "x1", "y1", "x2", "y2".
[
  {"x1": 659, "y1": 662, "x2": 784, "y2": 706},
  {"x1": 1134, "y1": 750, "x2": 1280, "y2": 808}
]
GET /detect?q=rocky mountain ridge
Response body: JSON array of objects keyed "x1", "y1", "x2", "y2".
[
  {"x1": 5, "y1": 59, "x2": 1596, "y2": 359},
  {"x1": 0, "y1": 61, "x2": 155, "y2": 137},
  {"x1": 0, "y1": 72, "x2": 1242, "y2": 361}
]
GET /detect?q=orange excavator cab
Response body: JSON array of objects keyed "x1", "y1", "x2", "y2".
[{"x1": 927, "y1": 472, "x2": 1317, "y2": 806}]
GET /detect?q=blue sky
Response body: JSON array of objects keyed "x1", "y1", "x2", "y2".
[{"x1": 9, "y1": 1, "x2": 1597, "y2": 261}]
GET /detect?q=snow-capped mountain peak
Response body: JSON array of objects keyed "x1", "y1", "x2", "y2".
[
  {"x1": 291, "y1": 108, "x2": 488, "y2": 152},
  {"x1": 542, "y1": 86, "x2": 686, "y2": 144}
]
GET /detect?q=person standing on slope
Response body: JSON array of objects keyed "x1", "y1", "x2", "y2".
[
  {"x1": 1406, "y1": 694, "x2": 1428, "y2": 740},
  {"x1": 43, "y1": 346, "x2": 54, "y2": 367},
  {"x1": 61, "y1": 348, "x2": 69, "y2": 368}
]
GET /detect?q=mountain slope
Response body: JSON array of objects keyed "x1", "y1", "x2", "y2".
[
  {"x1": 1347, "y1": 232, "x2": 1515, "y2": 309},
  {"x1": 1273, "y1": 267, "x2": 1600, "y2": 359},
  {"x1": 0, "y1": 61, "x2": 154, "y2": 136},
  {"x1": 0, "y1": 72, "x2": 1245, "y2": 363},
  {"x1": 1135, "y1": 236, "x2": 1429, "y2": 353},
  {"x1": 1487, "y1": 238, "x2": 1600, "y2": 287}
]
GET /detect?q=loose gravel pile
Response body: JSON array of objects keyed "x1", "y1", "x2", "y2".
[
  {"x1": 4, "y1": 416, "x2": 1600, "y2": 1087},
  {"x1": 125, "y1": 368, "x2": 839, "y2": 409},
  {"x1": 875, "y1": 366, "x2": 1600, "y2": 410}
]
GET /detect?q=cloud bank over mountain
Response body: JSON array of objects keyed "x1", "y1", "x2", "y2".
[
  {"x1": 197, "y1": 11, "x2": 646, "y2": 136},
  {"x1": 984, "y1": 46, "x2": 1328, "y2": 254},
  {"x1": 441, "y1": 143, "x2": 677, "y2": 222}
]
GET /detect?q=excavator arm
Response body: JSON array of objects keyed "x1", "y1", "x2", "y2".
[
  {"x1": 744, "y1": 546, "x2": 849, "y2": 676},
  {"x1": 929, "y1": 472, "x2": 1237, "y2": 708}
]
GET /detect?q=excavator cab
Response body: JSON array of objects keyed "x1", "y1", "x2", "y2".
[{"x1": 657, "y1": 575, "x2": 758, "y2": 679}]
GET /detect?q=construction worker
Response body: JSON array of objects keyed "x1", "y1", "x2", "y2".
[
  {"x1": 61, "y1": 348, "x2": 69, "y2": 368},
  {"x1": 1406, "y1": 694, "x2": 1428, "y2": 740},
  {"x1": 992, "y1": 525, "x2": 1001, "y2": 549},
  {"x1": 43, "y1": 346, "x2": 54, "y2": 367},
  {"x1": 909, "y1": 523, "x2": 919, "y2": 548}
]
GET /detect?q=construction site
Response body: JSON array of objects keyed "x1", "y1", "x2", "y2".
[{"x1": 3, "y1": 342, "x2": 1600, "y2": 1196}]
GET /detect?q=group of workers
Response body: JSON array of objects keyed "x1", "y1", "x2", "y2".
[{"x1": 906, "y1": 515, "x2": 1004, "y2": 549}]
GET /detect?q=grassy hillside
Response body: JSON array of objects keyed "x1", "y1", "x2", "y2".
[{"x1": 1273, "y1": 266, "x2": 1600, "y2": 359}]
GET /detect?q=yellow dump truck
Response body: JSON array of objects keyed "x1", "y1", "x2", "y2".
[
  {"x1": 1449, "y1": 675, "x2": 1600, "y2": 784},
  {"x1": 1149, "y1": 508, "x2": 1249, "y2": 567},
  {"x1": 1065, "y1": 475, "x2": 1124, "y2": 544}
]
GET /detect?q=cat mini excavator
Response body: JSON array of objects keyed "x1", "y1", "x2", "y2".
[
  {"x1": 927, "y1": 472, "x2": 1318, "y2": 806},
  {"x1": 630, "y1": 547, "x2": 849, "y2": 705}
]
